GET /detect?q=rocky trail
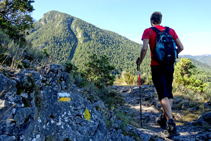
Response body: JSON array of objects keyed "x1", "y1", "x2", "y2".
[
  {"x1": 111, "y1": 85, "x2": 211, "y2": 141},
  {"x1": 0, "y1": 64, "x2": 210, "y2": 141}
]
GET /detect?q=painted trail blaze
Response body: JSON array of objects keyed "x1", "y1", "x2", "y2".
[
  {"x1": 84, "y1": 108, "x2": 91, "y2": 121},
  {"x1": 59, "y1": 97, "x2": 71, "y2": 102}
]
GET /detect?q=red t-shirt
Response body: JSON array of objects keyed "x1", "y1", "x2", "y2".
[{"x1": 141, "y1": 25, "x2": 179, "y2": 66}]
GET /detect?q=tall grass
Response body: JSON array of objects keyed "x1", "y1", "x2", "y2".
[
  {"x1": 172, "y1": 82, "x2": 211, "y2": 123},
  {"x1": 173, "y1": 81, "x2": 211, "y2": 103},
  {"x1": 0, "y1": 28, "x2": 60, "y2": 68},
  {"x1": 115, "y1": 71, "x2": 152, "y2": 86},
  {"x1": 96, "y1": 88, "x2": 124, "y2": 109},
  {"x1": 0, "y1": 29, "x2": 45, "y2": 68}
]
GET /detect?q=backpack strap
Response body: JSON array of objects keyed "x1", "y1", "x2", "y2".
[
  {"x1": 150, "y1": 27, "x2": 160, "y2": 60},
  {"x1": 150, "y1": 27, "x2": 161, "y2": 34},
  {"x1": 151, "y1": 26, "x2": 170, "y2": 33},
  {"x1": 164, "y1": 26, "x2": 170, "y2": 33}
]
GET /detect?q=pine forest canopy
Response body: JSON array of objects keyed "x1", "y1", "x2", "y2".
[
  {"x1": 26, "y1": 10, "x2": 151, "y2": 76},
  {"x1": 0, "y1": 0, "x2": 34, "y2": 43}
]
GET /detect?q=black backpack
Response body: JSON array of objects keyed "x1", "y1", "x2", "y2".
[{"x1": 150, "y1": 26, "x2": 178, "y2": 65}]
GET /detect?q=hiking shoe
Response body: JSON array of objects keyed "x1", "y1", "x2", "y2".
[
  {"x1": 164, "y1": 119, "x2": 180, "y2": 138},
  {"x1": 157, "y1": 114, "x2": 167, "y2": 129}
]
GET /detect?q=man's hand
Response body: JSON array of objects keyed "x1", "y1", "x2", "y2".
[
  {"x1": 136, "y1": 57, "x2": 141, "y2": 65},
  {"x1": 175, "y1": 38, "x2": 184, "y2": 54},
  {"x1": 136, "y1": 57, "x2": 141, "y2": 71}
]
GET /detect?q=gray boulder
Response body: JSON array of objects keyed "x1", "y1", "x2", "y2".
[
  {"x1": 62, "y1": 72, "x2": 71, "y2": 92},
  {"x1": 0, "y1": 135, "x2": 15, "y2": 141},
  {"x1": 22, "y1": 59, "x2": 30, "y2": 68},
  {"x1": 45, "y1": 64, "x2": 63, "y2": 74},
  {"x1": 174, "y1": 98, "x2": 183, "y2": 104},
  {"x1": 204, "y1": 102, "x2": 211, "y2": 108},
  {"x1": 14, "y1": 108, "x2": 32, "y2": 127},
  {"x1": 93, "y1": 100, "x2": 105, "y2": 111},
  {"x1": 0, "y1": 73, "x2": 17, "y2": 100},
  {"x1": 37, "y1": 64, "x2": 63, "y2": 76},
  {"x1": 198, "y1": 112, "x2": 211, "y2": 124},
  {"x1": 23, "y1": 69, "x2": 42, "y2": 88},
  {"x1": 35, "y1": 86, "x2": 108, "y2": 141},
  {"x1": 0, "y1": 99, "x2": 14, "y2": 120},
  {"x1": 0, "y1": 99, "x2": 15, "y2": 136}
]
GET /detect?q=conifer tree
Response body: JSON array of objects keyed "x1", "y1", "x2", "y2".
[
  {"x1": 0, "y1": 0, "x2": 34, "y2": 42},
  {"x1": 83, "y1": 53, "x2": 115, "y2": 88},
  {"x1": 174, "y1": 58, "x2": 207, "y2": 93}
]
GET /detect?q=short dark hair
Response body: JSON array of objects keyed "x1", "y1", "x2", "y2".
[{"x1": 150, "y1": 12, "x2": 162, "y2": 24}]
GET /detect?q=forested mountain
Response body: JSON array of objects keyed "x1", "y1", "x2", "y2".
[
  {"x1": 26, "y1": 10, "x2": 151, "y2": 75},
  {"x1": 177, "y1": 57, "x2": 211, "y2": 84},
  {"x1": 27, "y1": 11, "x2": 210, "y2": 78},
  {"x1": 180, "y1": 54, "x2": 211, "y2": 67}
]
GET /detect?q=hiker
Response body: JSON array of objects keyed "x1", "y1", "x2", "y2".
[{"x1": 136, "y1": 12, "x2": 184, "y2": 138}]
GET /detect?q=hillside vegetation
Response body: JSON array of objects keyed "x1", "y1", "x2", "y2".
[
  {"x1": 177, "y1": 57, "x2": 211, "y2": 84},
  {"x1": 180, "y1": 55, "x2": 211, "y2": 67},
  {"x1": 26, "y1": 10, "x2": 211, "y2": 87},
  {"x1": 27, "y1": 11, "x2": 211, "y2": 78},
  {"x1": 26, "y1": 10, "x2": 151, "y2": 76},
  {"x1": 1, "y1": 3, "x2": 211, "y2": 140}
]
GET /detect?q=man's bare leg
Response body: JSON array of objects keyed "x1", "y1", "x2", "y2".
[
  {"x1": 161, "y1": 97, "x2": 173, "y2": 120},
  {"x1": 161, "y1": 98, "x2": 173, "y2": 111},
  {"x1": 169, "y1": 98, "x2": 173, "y2": 107}
]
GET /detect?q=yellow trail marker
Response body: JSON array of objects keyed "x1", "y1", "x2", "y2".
[
  {"x1": 59, "y1": 97, "x2": 71, "y2": 102},
  {"x1": 84, "y1": 108, "x2": 91, "y2": 121}
]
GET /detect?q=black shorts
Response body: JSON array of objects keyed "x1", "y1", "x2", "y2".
[{"x1": 151, "y1": 65, "x2": 174, "y2": 101}]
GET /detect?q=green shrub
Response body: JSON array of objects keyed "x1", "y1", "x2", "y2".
[
  {"x1": 124, "y1": 71, "x2": 135, "y2": 85},
  {"x1": 0, "y1": 29, "x2": 10, "y2": 46},
  {"x1": 69, "y1": 72, "x2": 75, "y2": 86},
  {"x1": 64, "y1": 62, "x2": 78, "y2": 73},
  {"x1": 84, "y1": 81, "x2": 96, "y2": 94},
  {"x1": 174, "y1": 58, "x2": 207, "y2": 93},
  {"x1": 0, "y1": 0, "x2": 34, "y2": 42},
  {"x1": 74, "y1": 73, "x2": 84, "y2": 86},
  {"x1": 42, "y1": 48, "x2": 49, "y2": 57},
  {"x1": 83, "y1": 53, "x2": 115, "y2": 88},
  {"x1": 116, "y1": 71, "x2": 152, "y2": 86},
  {"x1": 97, "y1": 88, "x2": 124, "y2": 109},
  {"x1": 0, "y1": 30, "x2": 44, "y2": 67}
]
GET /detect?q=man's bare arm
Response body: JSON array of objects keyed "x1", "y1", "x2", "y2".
[
  {"x1": 175, "y1": 38, "x2": 184, "y2": 54},
  {"x1": 137, "y1": 39, "x2": 149, "y2": 65}
]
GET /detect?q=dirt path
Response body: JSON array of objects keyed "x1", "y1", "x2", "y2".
[{"x1": 112, "y1": 85, "x2": 211, "y2": 141}]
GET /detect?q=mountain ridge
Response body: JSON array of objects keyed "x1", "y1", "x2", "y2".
[
  {"x1": 180, "y1": 54, "x2": 211, "y2": 67},
  {"x1": 27, "y1": 10, "x2": 210, "y2": 77},
  {"x1": 27, "y1": 10, "x2": 149, "y2": 75}
]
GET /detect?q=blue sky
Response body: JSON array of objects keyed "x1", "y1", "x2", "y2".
[{"x1": 32, "y1": 0, "x2": 211, "y2": 55}]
